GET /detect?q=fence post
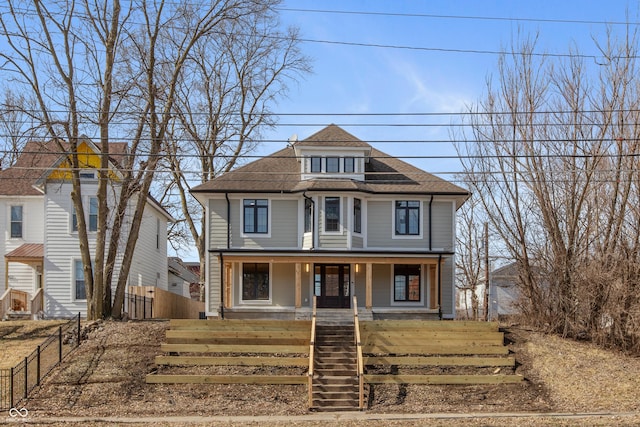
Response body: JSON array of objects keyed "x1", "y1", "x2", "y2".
[
  {"x1": 77, "y1": 313, "x2": 81, "y2": 347},
  {"x1": 9, "y1": 367, "x2": 13, "y2": 409},
  {"x1": 58, "y1": 326, "x2": 62, "y2": 363},
  {"x1": 143, "y1": 296, "x2": 146, "y2": 320},
  {"x1": 24, "y1": 357, "x2": 28, "y2": 399},
  {"x1": 150, "y1": 297, "x2": 153, "y2": 319},
  {"x1": 36, "y1": 346, "x2": 41, "y2": 386}
]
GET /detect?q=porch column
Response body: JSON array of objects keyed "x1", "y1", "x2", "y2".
[
  {"x1": 224, "y1": 262, "x2": 232, "y2": 309},
  {"x1": 365, "y1": 263, "x2": 372, "y2": 309},
  {"x1": 295, "y1": 263, "x2": 302, "y2": 308}
]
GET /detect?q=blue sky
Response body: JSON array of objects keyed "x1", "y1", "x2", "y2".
[{"x1": 260, "y1": 0, "x2": 640, "y2": 176}]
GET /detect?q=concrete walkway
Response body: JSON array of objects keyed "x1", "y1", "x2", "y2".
[{"x1": 5, "y1": 411, "x2": 640, "y2": 425}]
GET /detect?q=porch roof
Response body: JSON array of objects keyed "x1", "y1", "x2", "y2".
[
  {"x1": 211, "y1": 249, "x2": 453, "y2": 265},
  {"x1": 5, "y1": 243, "x2": 44, "y2": 262}
]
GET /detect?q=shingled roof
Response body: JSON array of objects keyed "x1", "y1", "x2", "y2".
[
  {"x1": 0, "y1": 139, "x2": 128, "y2": 196},
  {"x1": 191, "y1": 125, "x2": 469, "y2": 204}
]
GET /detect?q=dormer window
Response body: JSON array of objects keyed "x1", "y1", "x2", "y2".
[
  {"x1": 80, "y1": 171, "x2": 96, "y2": 179},
  {"x1": 326, "y1": 157, "x2": 339, "y2": 173},
  {"x1": 311, "y1": 157, "x2": 321, "y2": 173},
  {"x1": 344, "y1": 157, "x2": 355, "y2": 173}
]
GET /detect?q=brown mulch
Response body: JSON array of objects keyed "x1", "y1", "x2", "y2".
[{"x1": 17, "y1": 319, "x2": 640, "y2": 422}]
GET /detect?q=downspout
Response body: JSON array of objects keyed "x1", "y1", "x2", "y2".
[
  {"x1": 303, "y1": 192, "x2": 315, "y2": 250},
  {"x1": 225, "y1": 193, "x2": 231, "y2": 249},
  {"x1": 428, "y1": 195, "x2": 434, "y2": 251},
  {"x1": 437, "y1": 254, "x2": 443, "y2": 320},
  {"x1": 219, "y1": 252, "x2": 224, "y2": 319}
]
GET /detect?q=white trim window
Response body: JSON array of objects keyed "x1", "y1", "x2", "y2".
[
  {"x1": 243, "y1": 199, "x2": 269, "y2": 234},
  {"x1": 241, "y1": 262, "x2": 270, "y2": 302},
  {"x1": 71, "y1": 196, "x2": 99, "y2": 232},
  {"x1": 73, "y1": 259, "x2": 87, "y2": 300},
  {"x1": 353, "y1": 198, "x2": 362, "y2": 234},
  {"x1": 324, "y1": 197, "x2": 341, "y2": 232},
  {"x1": 395, "y1": 200, "x2": 420, "y2": 236},
  {"x1": 10, "y1": 205, "x2": 23, "y2": 238}
]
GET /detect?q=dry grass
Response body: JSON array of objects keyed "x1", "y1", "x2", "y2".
[
  {"x1": 0, "y1": 319, "x2": 68, "y2": 368},
  {"x1": 5, "y1": 319, "x2": 640, "y2": 425}
]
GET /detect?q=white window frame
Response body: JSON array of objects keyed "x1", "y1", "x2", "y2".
[
  {"x1": 322, "y1": 196, "x2": 342, "y2": 234},
  {"x1": 239, "y1": 261, "x2": 272, "y2": 305},
  {"x1": 72, "y1": 258, "x2": 88, "y2": 301},
  {"x1": 70, "y1": 196, "x2": 99, "y2": 234},
  {"x1": 9, "y1": 205, "x2": 23, "y2": 239}
]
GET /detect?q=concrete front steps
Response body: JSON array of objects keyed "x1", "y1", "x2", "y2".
[{"x1": 311, "y1": 324, "x2": 361, "y2": 412}]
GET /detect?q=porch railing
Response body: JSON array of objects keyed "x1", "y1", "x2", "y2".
[
  {"x1": 0, "y1": 288, "x2": 29, "y2": 320},
  {"x1": 30, "y1": 288, "x2": 44, "y2": 317},
  {"x1": 353, "y1": 296, "x2": 364, "y2": 409},
  {"x1": 307, "y1": 295, "x2": 317, "y2": 408}
]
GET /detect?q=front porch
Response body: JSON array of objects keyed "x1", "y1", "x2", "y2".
[{"x1": 212, "y1": 251, "x2": 451, "y2": 320}]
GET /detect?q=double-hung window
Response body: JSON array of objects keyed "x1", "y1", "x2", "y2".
[
  {"x1": 353, "y1": 198, "x2": 362, "y2": 234},
  {"x1": 10, "y1": 206, "x2": 22, "y2": 238},
  {"x1": 310, "y1": 157, "x2": 321, "y2": 173},
  {"x1": 344, "y1": 157, "x2": 355, "y2": 173},
  {"x1": 304, "y1": 198, "x2": 313, "y2": 233},
  {"x1": 394, "y1": 264, "x2": 420, "y2": 302},
  {"x1": 242, "y1": 263, "x2": 269, "y2": 301},
  {"x1": 325, "y1": 197, "x2": 340, "y2": 232},
  {"x1": 395, "y1": 200, "x2": 420, "y2": 235},
  {"x1": 74, "y1": 259, "x2": 87, "y2": 300},
  {"x1": 326, "y1": 157, "x2": 339, "y2": 173},
  {"x1": 72, "y1": 197, "x2": 98, "y2": 232},
  {"x1": 243, "y1": 199, "x2": 268, "y2": 234}
]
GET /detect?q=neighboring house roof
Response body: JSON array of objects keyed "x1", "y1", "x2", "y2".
[
  {"x1": 5, "y1": 243, "x2": 44, "y2": 261},
  {"x1": 0, "y1": 138, "x2": 128, "y2": 196},
  {"x1": 191, "y1": 125, "x2": 470, "y2": 206},
  {"x1": 168, "y1": 257, "x2": 200, "y2": 284}
]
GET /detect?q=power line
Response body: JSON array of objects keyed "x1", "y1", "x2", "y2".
[{"x1": 276, "y1": 7, "x2": 640, "y2": 27}]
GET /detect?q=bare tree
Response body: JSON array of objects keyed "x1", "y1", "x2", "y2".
[
  {"x1": 158, "y1": 7, "x2": 310, "y2": 281},
  {"x1": 457, "y1": 29, "x2": 640, "y2": 351},
  {"x1": 0, "y1": 0, "x2": 274, "y2": 319}
]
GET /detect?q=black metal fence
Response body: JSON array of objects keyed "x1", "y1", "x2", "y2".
[
  {"x1": 124, "y1": 292, "x2": 153, "y2": 319},
  {"x1": 0, "y1": 314, "x2": 81, "y2": 411}
]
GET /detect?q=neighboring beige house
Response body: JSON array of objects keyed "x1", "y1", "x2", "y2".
[
  {"x1": 0, "y1": 138, "x2": 172, "y2": 319},
  {"x1": 191, "y1": 125, "x2": 469, "y2": 319}
]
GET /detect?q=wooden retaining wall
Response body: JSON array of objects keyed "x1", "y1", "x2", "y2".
[
  {"x1": 360, "y1": 320, "x2": 523, "y2": 385},
  {"x1": 146, "y1": 319, "x2": 311, "y2": 385}
]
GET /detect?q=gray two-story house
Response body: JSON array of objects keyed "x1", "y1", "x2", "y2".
[{"x1": 191, "y1": 125, "x2": 469, "y2": 319}]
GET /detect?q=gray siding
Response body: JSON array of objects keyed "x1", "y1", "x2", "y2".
[
  {"x1": 366, "y1": 201, "x2": 390, "y2": 247},
  {"x1": 208, "y1": 257, "x2": 221, "y2": 314},
  {"x1": 432, "y1": 201, "x2": 454, "y2": 251},
  {"x1": 318, "y1": 196, "x2": 347, "y2": 249},
  {"x1": 209, "y1": 198, "x2": 228, "y2": 249},
  {"x1": 237, "y1": 200, "x2": 298, "y2": 249},
  {"x1": 441, "y1": 257, "x2": 454, "y2": 317},
  {"x1": 351, "y1": 235, "x2": 363, "y2": 249}
]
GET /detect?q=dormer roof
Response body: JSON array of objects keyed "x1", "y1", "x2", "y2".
[{"x1": 191, "y1": 125, "x2": 470, "y2": 208}]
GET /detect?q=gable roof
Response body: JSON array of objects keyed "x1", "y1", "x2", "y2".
[
  {"x1": 191, "y1": 125, "x2": 469, "y2": 206},
  {"x1": 0, "y1": 139, "x2": 129, "y2": 196}
]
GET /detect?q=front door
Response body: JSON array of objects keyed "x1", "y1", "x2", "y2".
[{"x1": 314, "y1": 264, "x2": 350, "y2": 308}]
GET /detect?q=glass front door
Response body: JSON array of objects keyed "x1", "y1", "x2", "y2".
[{"x1": 314, "y1": 264, "x2": 350, "y2": 308}]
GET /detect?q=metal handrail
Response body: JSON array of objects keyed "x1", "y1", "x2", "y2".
[
  {"x1": 307, "y1": 295, "x2": 317, "y2": 408},
  {"x1": 353, "y1": 295, "x2": 364, "y2": 409}
]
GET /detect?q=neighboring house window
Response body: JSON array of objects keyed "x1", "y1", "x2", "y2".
[
  {"x1": 74, "y1": 260, "x2": 87, "y2": 300},
  {"x1": 344, "y1": 157, "x2": 355, "y2": 173},
  {"x1": 79, "y1": 171, "x2": 95, "y2": 179},
  {"x1": 394, "y1": 264, "x2": 420, "y2": 302},
  {"x1": 89, "y1": 197, "x2": 98, "y2": 232},
  {"x1": 353, "y1": 198, "x2": 361, "y2": 234},
  {"x1": 72, "y1": 197, "x2": 98, "y2": 232},
  {"x1": 395, "y1": 200, "x2": 420, "y2": 235},
  {"x1": 304, "y1": 198, "x2": 313, "y2": 233},
  {"x1": 243, "y1": 199, "x2": 268, "y2": 233},
  {"x1": 242, "y1": 263, "x2": 269, "y2": 300},
  {"x1": 326, "y1": 157, "x2": 339, "y2": 173},
  {"x1": 325, "y1": 197, "x2": 340, "y2": 232},
  {"x1": 10, "y1": 205, "x2": 22, "y2": 238},
  {"x1": 310, "y1": 157, "x2": 321, "y2": 173}
]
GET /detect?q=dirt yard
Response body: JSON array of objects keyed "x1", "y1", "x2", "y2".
[
  {"x1": 4, "y1": 319, "x2": 640, "y2": 426},
  {"x1": 0, "y1": 319, "x2": 69, "y2": 369}
]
